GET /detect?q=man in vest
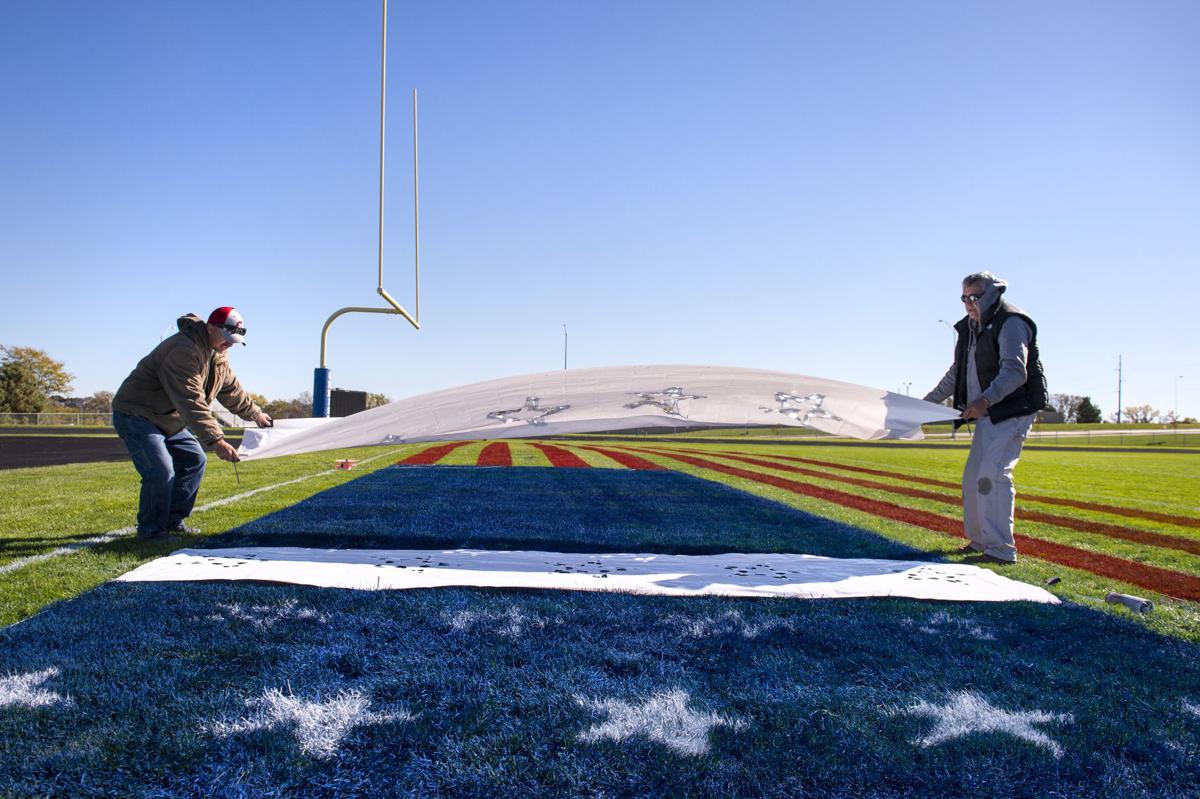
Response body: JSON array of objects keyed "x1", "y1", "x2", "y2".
[
  {"x1": 112, "y1": 307, "x2": 272, "y2": 540},
  {"x1": 924, "y1": 272, "x2": 1048, "y2": 563}
]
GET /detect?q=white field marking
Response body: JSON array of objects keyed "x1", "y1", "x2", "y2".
[
  {"x1": 208, "y1": 687, "x2": 413, "y2": 759},
  {"x1": 211, "y1": 598, "x2": 328, "y2": 631},
  {"x1": 894, "y1": 690, "x2": 1073, "y2": 758},
  {"x1": 576, "y1": 689, "x2": 747, "y2": 757},
  {"x1": 0, "y1": 667, "x2": 73, "y2": 709},
  {"x1": 669, "y1": 609, "x2": 795, "y2": 640},
  {"x1": 1184, "y1": 700, "x2": 1200, "y2": 718},
  {"x1": 0, "y1": 448, "x2": 406, "y2": 577},
  {"x1": 448, "y1": 606, "x2": 547, "y2": 638},
  {"x1": 904, "y1": 610, "x2": 995, "y2": 641}
]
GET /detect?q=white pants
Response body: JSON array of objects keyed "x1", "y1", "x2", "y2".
[{"x1": 961, "y1": 414, "x2": 1035, "y2": 562}]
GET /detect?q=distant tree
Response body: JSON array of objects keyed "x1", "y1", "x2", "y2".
[
  {"x1": 366, "y1": 392, "x2": 391, "y2": 409},
  {"x1": 253, "y1": 391, "x2": 318, "y2": 419},
  {"x1": 1050, "y1": 393, "x2": 1085, "y2": 423},
  {"x1": 0, "y1": 346, "x2": 73, "y2": 398},
  {"x1": 81, "y1": 390, "x2": 113, "y2": 414},
  {"x1": 1123, "y1": 404, "x2": 1160, "y2": 424},
  {"x1": 291, "y1": 391, "x2": 313, "y2": 417},
  {"x1": 0, "y1": 360, "x2": 49, "y2": 413},
  {"x1": 1075, "y1": 396, "x2": 1102, "y2": 424}
]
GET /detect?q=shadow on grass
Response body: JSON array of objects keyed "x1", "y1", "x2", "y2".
[{"x1": 203, "y1": 465, "x2": 929, "y2": 559}]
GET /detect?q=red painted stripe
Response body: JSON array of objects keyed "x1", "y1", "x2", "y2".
[
  {"x1": 574, "y1": 445, "x2": 666, "y2": 471},
  {"x1": 398, "y1": 441, "x2": 473, "y2": 465},
  {"x1": 626, "y1": 446, "x2": 1200, "y2": 602},
  {"x1": 662, "y1": 448, "x2": 1200, "y2": 557},
  {"x1": 530, "y1": 442, "x2": 591, "y2": 468},
  {"x1": 477, "y1": 441, "x2": 513, "y2": 466},
  {"x1": 713, "y1": 448, "x2": 1200, "y2": 529}
]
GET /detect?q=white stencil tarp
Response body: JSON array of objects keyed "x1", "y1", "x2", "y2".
[
  {"x1": 239, "y1": 365, "x2": 960, "y2": 460},
  {"x1": 117, "y1": 548, "x2": 1059, "y2": 604}
]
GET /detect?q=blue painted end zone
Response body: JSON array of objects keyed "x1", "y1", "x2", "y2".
[{"x1": 210, "y1": 465, "x2": 926, "y2": 559}]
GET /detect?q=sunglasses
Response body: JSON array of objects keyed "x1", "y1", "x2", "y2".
[
  {"x1": 960, "y1": 294, "x2": 983, "y2": 304},
  {"x1": 223, "y1": 324, "x2": 247, "y2": 336}
]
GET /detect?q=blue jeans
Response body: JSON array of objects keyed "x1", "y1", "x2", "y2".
[{"x1": 112, "y1": 411, "x2": 207, "y2": 537}]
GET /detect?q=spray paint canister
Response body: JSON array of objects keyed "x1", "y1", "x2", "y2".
[{"x1": 1105, "y1": 592, "x2": 1153, "y2": 614}]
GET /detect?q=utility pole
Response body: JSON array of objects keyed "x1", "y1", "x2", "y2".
[
  {"x1": 1116, "y1": 355, "x2": 1123, "y2": 423},
  {"x1": 1176, "y1": 375, "x2": 1184, "y2": 426},
  {"x1": 562, "y1": 324, "x2": 568, "y2": 370}
]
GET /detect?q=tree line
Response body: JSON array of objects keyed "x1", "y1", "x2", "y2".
[{"x1": 0, "y1": 346, "x2": 388, "y2": 419}]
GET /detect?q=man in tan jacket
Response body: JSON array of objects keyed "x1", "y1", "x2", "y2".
[{"x1": 112, "y1": 307, "x2": 273, "y2": 540}]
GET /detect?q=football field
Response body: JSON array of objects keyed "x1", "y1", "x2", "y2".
[{"x1": 2, "y1": 438, "x2": 1198, "y2": 797}]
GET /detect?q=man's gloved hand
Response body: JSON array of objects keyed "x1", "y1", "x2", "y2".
[{"x1": 214, "y1": 439, "x2": 241, "y2": 462}]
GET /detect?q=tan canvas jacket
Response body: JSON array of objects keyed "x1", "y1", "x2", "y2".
[{"x1": 112, "y1": 314, "x2": 262, "y2": 445}]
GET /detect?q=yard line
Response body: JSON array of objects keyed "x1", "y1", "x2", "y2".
[
  {"x1": 529, "y1": 442, "x2": 590, "y2": 468},
  {"x1": 477, "y1": 442, "x2": 513, "y2": 466},
  {"x1": 626, "y1": 445, "x2": 1200, "y2": 603},
  {"x1": 0, "y1": 448, "x2": 405, "y2": 577},
  {"x1": 652, "y1": 447, "x2": 1200, "y2": 557},
  {"x1": 706, "y1": 448, "x2": 1200, "y2": 528}
]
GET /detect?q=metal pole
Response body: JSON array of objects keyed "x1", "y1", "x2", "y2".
[
  {"x1": 1117, "y1": 355, "x2": 1123, "y2": 423},
  {"x1": 413, "y1": 88, "x2": 420, "y2": 322},
  {"x1": 563, "y1": 324, "x2": 568, "y2": 370},
  {"x1": 1176, "y1": 375, "x2": 1183, "y2": 426},
  {"x1": 377, "y1": 0, "x2": 387, "y2": 293},
  {"x1": 313, "y1": 0, "x2": 421, "y2": 415}
]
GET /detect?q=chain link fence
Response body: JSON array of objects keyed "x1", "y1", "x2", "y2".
[{"x1": 0, "y1": 411, "x2": 249, "y2": 429}]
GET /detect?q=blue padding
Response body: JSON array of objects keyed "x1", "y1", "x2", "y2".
[{"x1": 211, "y1": 466, "x2": 924, "y2": 559}]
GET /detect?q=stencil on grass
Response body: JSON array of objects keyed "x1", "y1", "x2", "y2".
[
  {"x1": 669, "y1": 610, "x2": 795, "y2": 640},
  {"x1": 894, "y1": 691, "x2": 1073, "y2": 758},
  {"x1": 448, "y1": 606, "x2": 547, "y2": 638},
  {"x1": 0, "y1": 667, "x2": 73, "y2": 709},
  {"x1": 209, "y1": 687, "x2": 412, "y2": 759},
  {"x1": 576, "y1": 689, "x2": 747, "y2": 756}
]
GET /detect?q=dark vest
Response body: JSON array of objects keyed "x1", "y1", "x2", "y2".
[{"x1": 952, "y1": 300, "x2": 1048, "y2": 423}]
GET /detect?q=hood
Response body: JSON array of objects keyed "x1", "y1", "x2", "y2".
[
  {"x1": 969, "y1": 278, "x2": 1007, "y2": 333},
  {"x1": 176, "y1": 314, "x2": 215, "y2": 353}
]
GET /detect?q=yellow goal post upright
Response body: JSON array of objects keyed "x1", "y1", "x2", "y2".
[{"x1": 314, "y1": 0, "x2": 420, "y2": 416}]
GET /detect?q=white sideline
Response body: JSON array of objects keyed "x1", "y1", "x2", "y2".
[{"x1": 0, "y1": 449, "x2": 405, "y2": 577}]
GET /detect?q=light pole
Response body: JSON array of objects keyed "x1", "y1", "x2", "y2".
[
  {"x1": 938, "y1": 319, "x2": 956, "y2": 343},
  {"x1": 900, "y1": 381, "x2": 911, "y2": 396},
  {"x1": 562, "y1": 324, "x2": 568, "y2": 370},
  {"x1": 1175, "y1": 375, "x2": 1184, "y2": 426}
]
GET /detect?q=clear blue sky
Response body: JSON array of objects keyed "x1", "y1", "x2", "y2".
[{"x1": 2, "y1": 1, "x2": 1197, "y2": 419}]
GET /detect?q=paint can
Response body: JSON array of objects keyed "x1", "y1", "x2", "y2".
[{"x1": 1105, "y1": 592, "x2": 1153, "y2": 614}]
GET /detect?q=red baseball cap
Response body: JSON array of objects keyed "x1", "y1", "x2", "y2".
[{"x1": 207, "y1": 306, "x2": 247, "y2": 345}]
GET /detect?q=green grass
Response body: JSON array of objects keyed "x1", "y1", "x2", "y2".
[
  {"x1": 616, "y1": 441, "x2": 1200, "y2": 640},
  {"x1": 4, "y1": 438, "x2": 1198, "y2": 641},
  {"x1": 3, "y1": 461, "x2": 1200, "y2": 797},
  {"x1": 0, "y1": 445, "x2": 421, "y2": 626}
]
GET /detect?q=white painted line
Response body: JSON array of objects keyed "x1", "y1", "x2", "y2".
[{"x1": 0, "y1": 448, "x2": 406, "y2": 577}]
